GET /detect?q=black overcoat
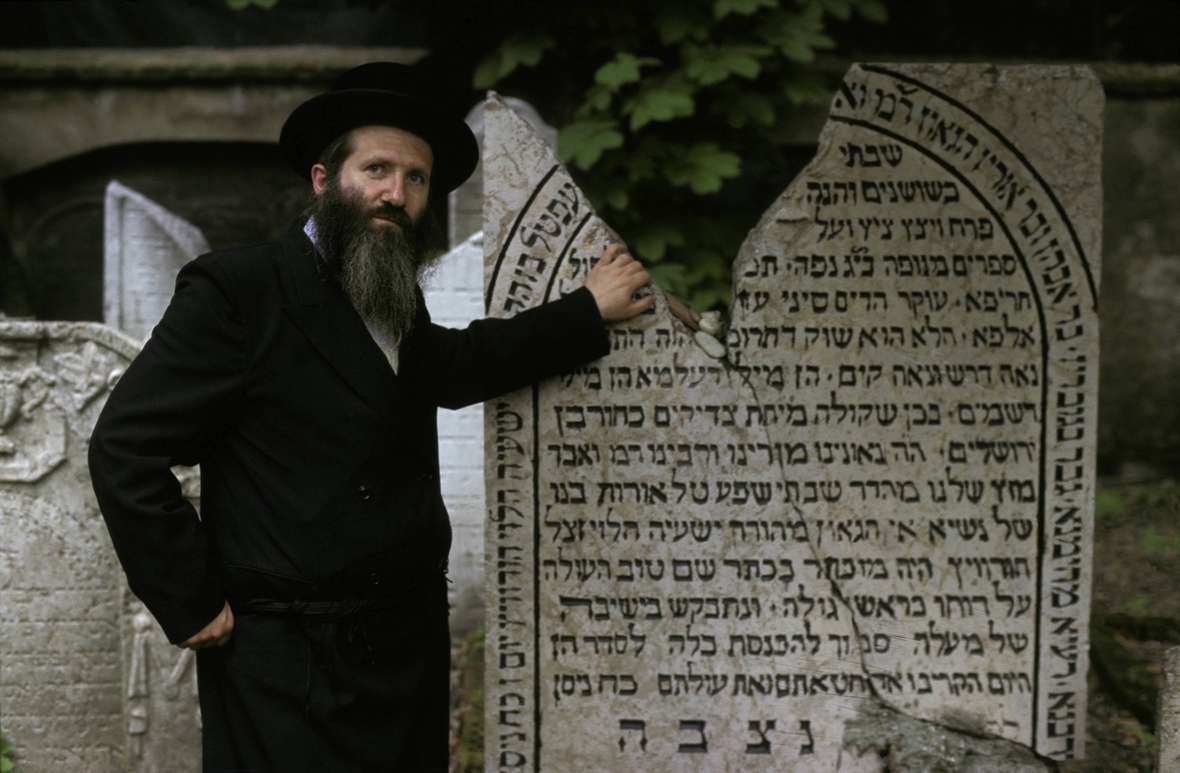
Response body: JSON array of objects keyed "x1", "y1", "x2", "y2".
[{"x1": 88, "y1": 221, "x2": 610, "y2": 771}]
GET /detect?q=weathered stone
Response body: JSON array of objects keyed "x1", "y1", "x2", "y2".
[
  {"x1": 483, "y1": 62, "x2": 1099, "y2": 770},
  {"x1": 0, "y1": 321, "x2": 201, "y2": 772},
  {"x1": 422, "y1": 231, "x2": 489, "y2": 632},
  {"x1": 104, "y1": 180, "x2": 211, "y2": 342},
  {"x1": 1158, "y1": 646, "x2": 1180, "y2": 773},
  {"x1": 448, "y1": 97, "x2": 558, "y2": 248},
  {"x1": 843, "y1": 700, "x2": 1052, "y2": 772}
]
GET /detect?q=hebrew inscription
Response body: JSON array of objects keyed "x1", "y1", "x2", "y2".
[
  {"x1": 484, "y1": 64, "x2": 1100, "y2": 771},
  {"x1": 0, "y1": 322, "x2": 201, "y2": 772}
]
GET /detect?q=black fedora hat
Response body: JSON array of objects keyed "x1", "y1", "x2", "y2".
[{"x1": 280, "y1": 62, "x2": 478, "y2": 194}]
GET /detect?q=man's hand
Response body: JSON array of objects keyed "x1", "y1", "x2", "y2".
[
  {"x1": 179, "y1": 600, "x2": 234, "y2": 650},
  {"x1": 585, "y1": 244, "x2": 654, "y2": 322}
]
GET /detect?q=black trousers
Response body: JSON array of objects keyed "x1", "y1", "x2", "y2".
[{"x1": 196, "y1": 574, "x2": 450, "y2": 773}]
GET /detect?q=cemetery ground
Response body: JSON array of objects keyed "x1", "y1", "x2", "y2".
[{"x1": 445, "y1": 481, "x2": 1180, "y2": 773}]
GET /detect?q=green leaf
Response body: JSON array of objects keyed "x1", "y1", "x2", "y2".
[
  {"x1": 714, "y1": 0, "x2": 778, "y2": 20},
  {"x1": 623, "y1": 75, "x2": 696, "y2": 131},
  {"x1": 852, "y1": 0, "x2": 888, "y2": 23},
  {"x1": 578, "y1": 85, "x2": 615, "y2": 115},
  {"x1": 756, "y1": 6, "x2": 834, "y2": 63},
  {"x1": 663, "y1": 142, "x2": 741, "y2": 194},
  {"x1": 814, "y1": 0, "x2": 853, "y2": 22},
  {"x1": 682, "y1": 44, "x2": 770, "y2": 86},
  {"x1": 595, "y1": 53, "x2": 661, "y2": 91},
  {"x1": 634, "y1": 223, "x2": 686, "y2": 261},
  {"x1": 558, "y1": 120, "x2": 625, "y2": 170},
  {"x1": 711, "y1": 91, "x2": 776, "y2": 127},
  {"x1": 1094, "y1": 489, "x2": 1124, "y2": 518},
  {"x1": 648, "y1": 263, "x2": 688, "y2": 292},
  {"x1": 472, "y1": 32, "x2": 556, "y2": 89}
]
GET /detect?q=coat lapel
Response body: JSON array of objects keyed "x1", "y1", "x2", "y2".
[{"x1": 278, "y1": 222, "x2": 425, "y2": 455}]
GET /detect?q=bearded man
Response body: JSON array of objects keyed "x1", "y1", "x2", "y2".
[{"x1": 88, "y1": 63, "x2": 651, "y2": 772}]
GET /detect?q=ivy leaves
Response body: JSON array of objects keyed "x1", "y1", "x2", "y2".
[
  {"x1": 473, "y1": 32, "x2": 555, "y2": 90},
  {"x1": 474, "y1": 0, "x2": 887, "y2": 308}
]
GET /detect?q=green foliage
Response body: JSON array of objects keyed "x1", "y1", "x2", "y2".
[
  {"x1": 1094, "y1": 489, "x2": 1125, "y2": 518},
  {"x1": 474, "y1": 0, "x2": 886, "y2": 308},
  {"x1": 1, "y1": 728, "x2": 13, "y2": 773},
  {"x1": 472, "y1": 32, "x2": 556, "y2": 90},
  {"x1": 454, "y1": 628, "x2": 485, "y2": 773},
  {"x1": 1141, "y1": 525, "x2": 1180, "y2": 555}
]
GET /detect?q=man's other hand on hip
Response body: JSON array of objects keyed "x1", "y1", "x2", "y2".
[{"x1": 180, "y1": 600, "x2": 235, "y2": 650}]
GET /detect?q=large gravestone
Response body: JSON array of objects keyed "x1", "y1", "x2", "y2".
[
  {"x1": 483, "y1": 63, "x2": 1100, "y2": 770},
  {"x1": 0, "y1": 322, "x2": 201, "y2": 772}
]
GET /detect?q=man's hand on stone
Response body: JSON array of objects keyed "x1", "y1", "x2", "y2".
[
  {"x1": 585, "y1": 244, "x2": 654, "y2": 322},
  {"x1": 180, "y1": 600, "x2": 234, "y2": 650}
]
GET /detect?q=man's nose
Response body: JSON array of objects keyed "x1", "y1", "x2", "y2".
[{"x1": 379, "y1": 174, "x2": 407, "y2": 206}]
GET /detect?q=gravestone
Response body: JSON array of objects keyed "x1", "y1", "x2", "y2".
[
  {"x1": 483, "y1": 63, "x2": 1100, "y2": 770},
  {"x1": 422, "y1": 231, "x2": 490, "y2": 631},
  {"x1": 0, "y1": 321, "x2": 201, "y2": 772},
  {"x1": 103, "y1": 180, "x2": 211, "y2": 343},
  {"x1": 449, "y1": 98, "x2": 559, "y2": 247}
]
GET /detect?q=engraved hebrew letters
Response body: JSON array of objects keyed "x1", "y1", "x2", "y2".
[{"x1": 484, "y1": 63, "x2": 1100, "y2": 771}]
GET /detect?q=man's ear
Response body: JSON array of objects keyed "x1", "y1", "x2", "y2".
[{"x1": 311, "y1": 164, "x2": 329, "y2": 195}]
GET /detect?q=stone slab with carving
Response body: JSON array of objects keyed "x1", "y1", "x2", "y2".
[
  {"x1": 482, "y1": 63, "x2": 1100, "y2": 770},
  {"x1": 0, "y1": 322, "x2": 201, "y2": 772},
  {"x1": 104, "y1": 180, "x2": 211, "y2": 343}
]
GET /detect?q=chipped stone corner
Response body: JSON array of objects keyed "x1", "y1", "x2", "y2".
[{"x1": 842, "y1": 699, "x2": 1056, "y2": 772}]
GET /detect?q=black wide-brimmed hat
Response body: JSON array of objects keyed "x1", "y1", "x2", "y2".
[{"x1": 280, "y1": 62, "x2": 478, "y2": 194}]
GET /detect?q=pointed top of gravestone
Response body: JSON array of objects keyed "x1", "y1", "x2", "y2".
[{"x1": 103, "y1": 181, "x2": 211, "y2": 342}]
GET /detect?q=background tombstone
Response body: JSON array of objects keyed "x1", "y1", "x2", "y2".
[
  {"x1": 0, "y1": 321, "x2": 201, "y2": 772},
  {"x1": 103, "y1": 180, "x2": 211, "y2": 343},
  {"x1": 422, "y1": 231, "x2": 489, "y2": 631},
  {"x1": 483, "y1": 62, "x2": 1100, "y2": 770}
]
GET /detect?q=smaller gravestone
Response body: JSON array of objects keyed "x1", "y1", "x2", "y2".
[
  {"x1": 0, "y1": 321, "x2": 201, "y2": 773},
  {"x1": 423, "y1": 231, "x2": 488, "y2": 631},
  {"x1": 104, "y1": 180, "x2": 210, "y2": 342}
]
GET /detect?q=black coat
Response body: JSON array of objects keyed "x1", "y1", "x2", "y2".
[{"x1": 89, "y1": 221, "x2": 609, "y2": 771}]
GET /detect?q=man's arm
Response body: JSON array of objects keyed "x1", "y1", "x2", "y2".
[
  {"x1": 89, "y1": 257, "x2": 247, "y2": 645},
  {"x1": 415, "y1": 243, "x2": 651, "y2": 409}
]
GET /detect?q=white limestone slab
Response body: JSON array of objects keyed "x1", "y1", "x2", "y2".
[
  {"x1": 0, "y1": 322, "x2": 201, "y2": 772},
  {"x1": 103, "y1": 180, "x2": 210, "y2": 343}
]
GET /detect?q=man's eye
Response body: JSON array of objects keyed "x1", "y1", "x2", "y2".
[{"x1": 367, "y1": 164, "x2": 383, "y2": 174}]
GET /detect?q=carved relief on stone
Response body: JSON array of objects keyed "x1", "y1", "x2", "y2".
[
  {"x1": 1, "y1": 321, "x2": 201, "y2": 772},
  {"x1": 0, "y1": 325, "x2": 132, "y2": 483}
]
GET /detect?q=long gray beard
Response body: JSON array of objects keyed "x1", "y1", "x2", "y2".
[{"x1": 309, "y1": 181, "x2": 436, "y2": 344}]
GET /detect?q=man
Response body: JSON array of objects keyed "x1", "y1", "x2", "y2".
[{"x1": 88, "y1": 62, "x2": 651, "y2": 772}]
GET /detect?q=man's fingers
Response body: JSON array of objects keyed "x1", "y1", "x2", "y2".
[{"x1": 600, "y1": 243, "x2": 627, "y2": 266}]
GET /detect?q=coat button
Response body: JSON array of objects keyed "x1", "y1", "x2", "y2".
[
  {"x1": 420, "y1": 471, "x2": 435, "y2": 482},
  {"x1": 358, "y1": 485, "x2": 371, "y2": 500},
  {"x1": 369, "y1": 572, "x2": 380, "y2": 586}
]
